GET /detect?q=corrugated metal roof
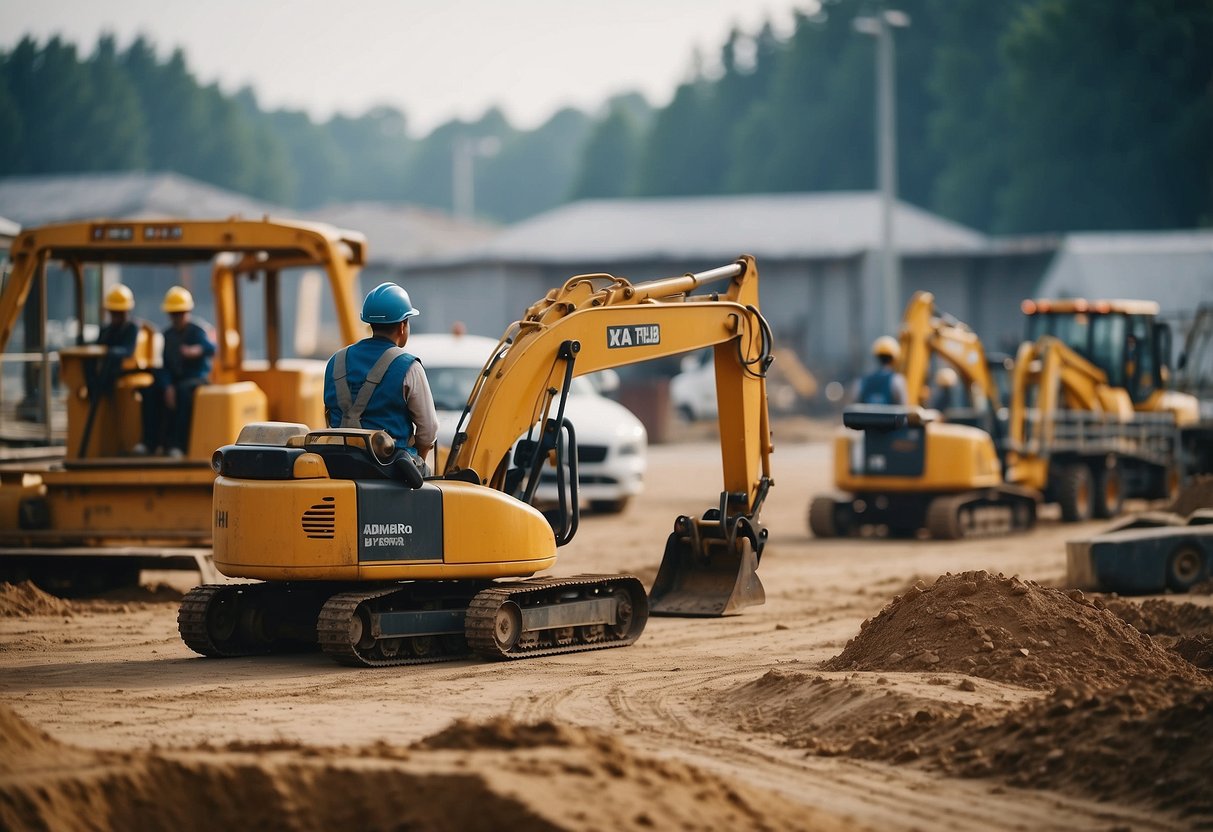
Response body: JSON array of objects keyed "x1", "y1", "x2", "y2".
[
  {"x1": 0, "y1": 171, "x2": 278, "y2": 227},
  {"x1": 429, "y1": 191, "x2": 988, "y2": 265},
  {"x1": 305, "y1": 202, "x2": 497, "y2": 266},
  {"x1": 1037, "y1": 231, "x2": 1213, "y2": 317}
]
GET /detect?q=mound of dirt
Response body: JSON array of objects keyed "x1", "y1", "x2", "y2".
[
  {"x1": 416, "y1": 717, "x2": 602, "y2": 751},
  {"x1": 823, "y1": 571, "x2": 1205, "y2": 689},
  {"x1": 1174, "y1": 635, "x2": 1213, "y2": 669},
  {"x1": 0, "y1": 707, "x2": 860, "y2": 832},
  {"x1": 1101, "y1": 598, "x2": 1213, "y2": 669},
  {"x1": 1102, "y1": 597, "x2": 1213, "y2": 639},
  {"x1": 719, "y1": 672, "x2": 1213, "y2": 821},
  {"x1": 0, "y1": 704, "x2": 63, "y2": 767},
  {"x1": 724, "y1": 669, "x2": 981, "y2": 758},
  {"x1": 949, "y1": 676, "x2": 1213, "y2": 819},
  {"x1": 0, "y1": 581, "x2": 74, "y2": 618},
  {"x1": 1170, "y1": 474, "x2": 1213, "y2": 516}
]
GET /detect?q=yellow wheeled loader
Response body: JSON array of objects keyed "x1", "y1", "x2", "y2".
[
  {"x1": 0, "y1": 218, "x2": 366, "y2": 595},
  {"x1": 1004, "y1": 298, "x2": 1202, "y2": 521}
]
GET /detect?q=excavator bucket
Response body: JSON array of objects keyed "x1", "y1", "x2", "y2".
[{"x1": 649, "y1": 525, "x2": 765, "y2": 617}]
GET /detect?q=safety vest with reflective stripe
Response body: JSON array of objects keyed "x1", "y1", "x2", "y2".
[{"x1": 323, "y1": 337, "x2": 419, "y2": 451}]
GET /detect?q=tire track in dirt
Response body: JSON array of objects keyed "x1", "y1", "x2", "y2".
[
  {"x1": 593, "y1": 662, "x2": 1186, "y2": 831},
  {"x1": 488, "y1": 592, "x2": 1190, "y2": 832}
]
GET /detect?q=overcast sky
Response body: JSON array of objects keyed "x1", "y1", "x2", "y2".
[{"x1": 1, "y1": 0, "x2": 807, "y2": 135}]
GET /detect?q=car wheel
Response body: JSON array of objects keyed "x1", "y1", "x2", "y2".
[
  {"x1": 1166, "y1": 544, "x2": 1205, "y2": 592},
  {"x1": 1056, "y1": 463, "x2": 1093, "y2": 522},
  {"x1": 1090, "y1": 462, "x2": 1123, "y2": 520}
]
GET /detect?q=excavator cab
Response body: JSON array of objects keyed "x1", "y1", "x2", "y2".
[{"x1": 1021, "y1": 299, "x2": 1176, "y2": 409}]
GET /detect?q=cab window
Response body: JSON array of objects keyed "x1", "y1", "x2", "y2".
[
  {"x1": 1090, "y1": 314, "x2": 1126, "y2": 387},
  {"x1": 1026, "y1": 312, "x2": 1092, "y2": 359},
  {"x1": 1125, "y1": 315, "x2": 1156, "y2": 402}
]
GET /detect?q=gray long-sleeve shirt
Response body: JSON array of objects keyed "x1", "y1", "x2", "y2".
[{"x1": 403, "y1": 360, "x2": 438, "y2": 458}]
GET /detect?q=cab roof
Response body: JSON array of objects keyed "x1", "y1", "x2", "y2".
[
  {"x1": 9, "y1": 216, "x2": 367, "y2": 266},
  {"x1": 1021, "y1": 298, "x2": 1160, "y2": 316}
]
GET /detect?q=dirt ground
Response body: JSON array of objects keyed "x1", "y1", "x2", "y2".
[{"x1": 2, "y1": 418, "x2": 1211, "y2": 831}]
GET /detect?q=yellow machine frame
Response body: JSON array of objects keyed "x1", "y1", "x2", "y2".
[
  {"x1": 1004, "y1": 299, "x2": 1200, "y2": 519},
  {"x1": 0, "y1": 218, "x2": 365, "y2": 586}
]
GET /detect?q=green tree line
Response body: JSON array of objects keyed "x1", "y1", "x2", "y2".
[{"x1": 2, "y1": 0, "x2": 1210, "y2": 232}]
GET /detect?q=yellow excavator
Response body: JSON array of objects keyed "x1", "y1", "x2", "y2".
[
  {"x1": 809, "y1": 291, "x2": 1037, "y2": 540},
  {"x1": 1004, "y1": 298, "x2": 1201, "y2": 521},
  {"x1": 180, "y1": 256, "x2": 775, "y2": 666},
  {"x1": 0, "y1": 218, "x2": 365, "y2": 594}
]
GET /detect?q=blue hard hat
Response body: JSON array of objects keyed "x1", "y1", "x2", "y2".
[{"x1": 361, "y1": 282, "x2": 420, "y2": 324}]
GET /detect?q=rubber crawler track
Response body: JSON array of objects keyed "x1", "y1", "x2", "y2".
[
  {"x1": 926, "y1": 492, "x2": 1036, "y2": 540},
  {"x1": 177, "y1": 584, "x2": 271, "y2": 658},
  {"x1": 465, "y1": 574, "x2": 649, "y2": 661},
  {"x1": 317, "y1": 586, "x2": 472, "y2": 668}
]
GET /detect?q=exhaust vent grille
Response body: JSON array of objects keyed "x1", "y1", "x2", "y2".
[{"x1": 301, "y1": 496, "x2": 336, "y2": 539}]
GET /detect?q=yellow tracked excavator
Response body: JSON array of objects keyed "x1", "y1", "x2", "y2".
[
  {"x1": 809, "y1": 291, "x2": 1037, "y2": 540},
  {"x1": 0, "y1": 218, "x2": 365, "y2": 595},
  {"x1": 179, "y1": 256, "x2": 775, "y2": 667}
]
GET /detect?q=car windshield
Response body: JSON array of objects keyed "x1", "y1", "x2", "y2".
[{"x1": 427, "y1": 366, "x2": 483, "y2": 411}]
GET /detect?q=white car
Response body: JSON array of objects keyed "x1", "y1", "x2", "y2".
[
  {"x1": 407, "y1": 333, "x2": 647, "y2": 513},
  {"x1": 671, "y1": 350, "x2": 718, "y2": 421},
  {"x1": 671, "y1": 348, "x2": 811, "y2": 419}
]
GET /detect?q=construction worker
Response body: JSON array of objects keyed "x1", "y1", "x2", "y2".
[
  {"x1": 324, "y1": 282, "x2": 438, "y2": 475},
  {"x1": 134, "y1": 286, "x2": 215, "y2": 458},
  {"x1": 88, "y1": 284, "x2": 140, "y2": 399},
  {"x1": 854, "y1": 336, "x2": 908, "y2": 405}
]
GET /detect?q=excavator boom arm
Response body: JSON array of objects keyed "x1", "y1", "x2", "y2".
[
  {"x1": 898, "y1": 291, "x2": 1002, "y2": 409},
  {"x1": 448, "y1": 256, "x2": 773, "y2": 515}
]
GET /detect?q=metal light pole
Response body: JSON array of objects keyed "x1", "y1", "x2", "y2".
[
  {"x1": 855, "y1": 9, "x2": 910, "y2": 337},
  {"x1": 452, "y1": 136, "x2": 501, "y2": 222}
]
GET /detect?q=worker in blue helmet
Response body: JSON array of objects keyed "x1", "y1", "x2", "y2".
[{"x1": 323, "y1": 282, "x2": 439, "y2": 474}]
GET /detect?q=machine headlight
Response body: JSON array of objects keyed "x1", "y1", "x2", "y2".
[{"x1": 211, "y1": 450, "x2": 224, "y2": 474}]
